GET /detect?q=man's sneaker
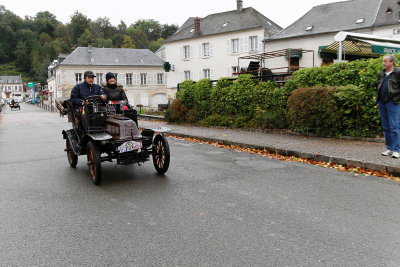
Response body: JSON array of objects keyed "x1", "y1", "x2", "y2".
[
  {"x1": 382, "y1": 150, "x2": 393, "y2": 156},
  {"x1": 393, "y1": 152, "x2": 400, "y2": 158}
]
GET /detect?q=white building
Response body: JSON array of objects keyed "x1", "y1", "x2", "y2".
[
  {"x1": 264, "y1": 0, "x2": 400, "y2": 70},
  {"x1": 47, "y1": 47, "x2": 172, "y2": 110},
  {"x1": 159, "y1": 0, "x2": 282, "y2": 89},
  {"x1": 0, "y1": 75, "x2": 24, "y2": 102}
]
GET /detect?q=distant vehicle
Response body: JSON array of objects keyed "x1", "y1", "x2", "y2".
[{"x1": 10, "y1": 101, "x2": 20, "y2": 110}]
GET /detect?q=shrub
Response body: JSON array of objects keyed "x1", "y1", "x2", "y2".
[
  {"x1": 165, "y1": 99, "x2": 187, "y2": 123},
  {"x1": 228, "y1": 74, "x2": 259, "y2": 117},
  {"x1": 287, "y1": 86, "x2": 340, "y2": 136},
  {"x1": 210, "y1": 78, "x2": 234, "y2": 116}
]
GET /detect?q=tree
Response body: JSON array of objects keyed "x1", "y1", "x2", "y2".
[
  {"x1": 132, "y1": 19, "x2": 162, "y2": 41},
  {"x1": 126, "y1": 27, "x2": 149, "y2": 49},
  {"x1": 31, "y1": 11, "x2": 59, "y2": 37},
  {"x1": 121, "y1": 35, "x2": 135, "y2": 49},
  {"x1": 77, "y1": 29, "x2": 95, "y2": 47},
  {"x1": 161, "y1": 24, "x2": 179, "y2": 39},
  {"x1": 68, "y1": 11, "x2": 90, "y2": 44},
  {"x1": 95, "y1": 38, "x2": 113, "y2": 48},
  {"x1": 149, "y1": 38, "x2": 163, "y2": 52}
]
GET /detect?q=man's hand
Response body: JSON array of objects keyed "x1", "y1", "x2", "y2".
[
  {"x1": 101, "y1": 95, "x2": 106, "y2": 100},
  {"x1": 82, "y1": 100, "x2": 88, "y2": 105}
]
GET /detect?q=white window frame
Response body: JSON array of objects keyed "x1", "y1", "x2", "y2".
[
  {"x1": 231, "y1": 39, "x2": 239, "y2": 54},
  {"x1": 202, "y1": 43, "x2": 210, "y2": 57},
  {"x1": 126, "y1": 73, "x2": 133, "y2": 85},
  {"x1": 183, "y1": 45, "x2": 190, "y2": 59},
  {"x1": 249, "y1": 36, "x2": 258, "y2": 52},
  {"x1": 140, "y1": 73, "x2": 147, "y2": 85},
  {"x1": 184, "y1": 71, "x2": 191, "y2": 81},
  {"x1": 75, "y1": 73, "x2": 82, "y2": 84},
  {"x1": 95, "y1": 73, "x2": 103, "y2": 84},
  {"x1": 157, "y1": 73, "x2": 164, "y2": 85},
  {"x1": 203, "y1": 69, "x2": 211, "y2": 79}
]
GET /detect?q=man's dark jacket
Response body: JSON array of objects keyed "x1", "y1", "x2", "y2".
[
  {"x1": 376, "y1": 67, "x2": 400, "y2": 103},
  {"x1": 102, "y1": 83, "x2": 128, "y2": 103},
  {"x1": 70, "y1": 82, "x2": 105, "y2": 108}
]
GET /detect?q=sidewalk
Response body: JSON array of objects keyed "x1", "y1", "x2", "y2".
[{"x1": 138, "y1": 119, "x2": 400, "y2": 176}]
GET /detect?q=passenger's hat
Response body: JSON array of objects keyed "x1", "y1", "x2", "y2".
[
  {"x1": 84, "y1": 71, "x2": 96, "y2": 78},
  {"x1": 106, "y1": 72, "x2": 116, "y2": 82}
]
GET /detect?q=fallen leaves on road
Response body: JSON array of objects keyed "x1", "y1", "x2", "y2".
[{"x1": 168, "y1": 134, "x2": 400, "y2": 182}]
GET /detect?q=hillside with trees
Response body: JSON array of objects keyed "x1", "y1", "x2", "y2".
[{"x1": 0, "y1": 5, "x2": 178, "y2": 85}]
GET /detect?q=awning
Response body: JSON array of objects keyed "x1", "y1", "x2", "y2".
[{"x1": 320, "y1": 31, "x2": 400, "y2": 59}]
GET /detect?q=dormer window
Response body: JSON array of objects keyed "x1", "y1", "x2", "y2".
[
  {"x1": 387, "y1": 8, "x2": 393, "y2": 14},
  {"x1": 223, "y1": 22, "x2": 229, "y2": 27},
  {"x1": 306, "y1": 25, "x2": 314, "y2": 31},
  {"x1": 190, "y1": 28, "x2": 194, "y2": 33},
  {"x1": 356, "y1": 18, "x2": 365, "y2": 24}
]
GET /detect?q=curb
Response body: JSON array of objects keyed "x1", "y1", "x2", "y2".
[
  {"x1": 169, "y1": 131, "x2": 400, "y2": 177},
  {"x1": 138, "y1": 114, "x2": 166, "y2": 121}
]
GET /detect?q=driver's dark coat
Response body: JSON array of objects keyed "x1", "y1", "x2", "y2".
[{"x1": 70, "y1": 82, "x2": 105, "y2": 108}]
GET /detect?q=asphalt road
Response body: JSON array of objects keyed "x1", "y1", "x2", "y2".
[{"x1": 1, "y1": 103, "x2": 400, "y2": 266}]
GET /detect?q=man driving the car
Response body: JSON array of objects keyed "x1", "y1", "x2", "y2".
[{"x1": 70, "y1": 71, "x2": 106, "y2": 108}]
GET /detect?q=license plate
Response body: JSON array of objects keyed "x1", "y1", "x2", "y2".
[{"x1": 117, "y1": 141, "x2": 142, "y2": 153}]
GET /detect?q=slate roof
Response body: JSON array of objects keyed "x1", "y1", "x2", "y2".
[
  {"x1": 164, "y1": 7, "x2": 282, "y2": 43},
  {"x1": 61, "y1": 47, "x2": 164, "y2": 66},
  {"x1": 0, "y1": 76, "x2": 23, "y2": 84},
  {"x1": 269, "y1": 0, "x2": 399, "y2": 41}
]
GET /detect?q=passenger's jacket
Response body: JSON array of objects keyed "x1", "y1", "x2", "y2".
[
  {"x1": 102, "y1": 83, "x2": 128, "y2": 103},
  {"x1": 70, "y1": 82, "x2": 105, "y2": 108},
  {"x1": 376, "y1": 67, "x2": 400, "y2": 103}
]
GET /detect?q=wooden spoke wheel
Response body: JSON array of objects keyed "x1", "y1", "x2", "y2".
[
  {"x1": 152, "y1": 135, "x2": 170, "y2": 174},
  {"x1": 87, "y1": 141, "x2": 102, "y2": 185},
  {"x1": 66, "y1": 139, "x2": 78, "y2": 168}
]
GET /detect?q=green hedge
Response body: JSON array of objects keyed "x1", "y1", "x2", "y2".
[{"x1": 166, "y1": 55, "x2": 390, "y2": 137}]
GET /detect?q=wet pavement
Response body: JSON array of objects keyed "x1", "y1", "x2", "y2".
[{"x1": 138, "y1": 119, "x2": 400, "y2": 176}]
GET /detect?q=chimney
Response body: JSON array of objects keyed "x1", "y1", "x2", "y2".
[
  {"x1": 194, "y1": 17, "x2": 200, "y2": 36},
  {"x1": 88, "y1": 42, "x2": 93, "y2": 52},
  {"x1": 237, "y1": 0, "x2": 243, "y2": 12}
]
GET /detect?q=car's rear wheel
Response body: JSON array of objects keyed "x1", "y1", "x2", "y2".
[
  {"x1": 66, "y1": 139, "x2": 78, "y2": 168},
  {"x1": 87, "y1": 141, "x2": 102, "y2": 185},
  {"x1": 152, "y1": 135, "x2": 170, "y2": 174}
]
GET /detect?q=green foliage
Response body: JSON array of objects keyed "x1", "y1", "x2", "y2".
[{"x1": 0, "y1": 5, "x2": 178, "y2": 84}]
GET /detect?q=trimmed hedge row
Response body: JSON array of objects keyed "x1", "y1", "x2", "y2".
[{"x1": 166, "y1": 55, "x2": 393, "y2": 137}]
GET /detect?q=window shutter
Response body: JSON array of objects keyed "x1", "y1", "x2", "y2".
[
  {"x1": 180, "y1": 72, "x2": 184, "y2": 83},
  {"x1": 244, "y1": 37, "x2": 249, "y2": 52},
  {"x1": 179, "y1": 46, "x2": 183, "y2": 60},
  {"x1": 258, "y1": 36, "x2": 264, "y2": 52},
  {"x1": 239, "y1": 38, "x2": 244, "y2": 53},
  {"x1": 70, "y1": 73, "x2": 75, "y2": 85},
  {"x1": 190, "y1": 71, "x2": 194, "y2": 81},
  {"x1": 102, "y1": 73, "x2": 106, "y2": 83},
  {"x1": 190, "y1": 45, "x2": 193, "y2": 59},
  {"x1": 134, "y1": 74, "x2": 139, "y2": 85},
  {"x1": 153, "y1": 73, "x2": 157, "y2": 85},
  {"x1": 198, "y1": 44, "x2": 202, "y2": 57},
  {"x1": 226, "y1": 40, "x2": 231, "y2": 54},
  {"x1": 118, "y1": 73, "x2": 125, "y2": 85},
  {"x1": 209, "y1": 43, "x2": 213, "y2": 56},
  {"x1": 210, "y1": 69, "x2": 214, "y2": 80}
]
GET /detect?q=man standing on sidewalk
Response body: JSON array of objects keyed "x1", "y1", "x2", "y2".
[{"x1": 376, "y1": 54, "x2": 400, "y2": 158}]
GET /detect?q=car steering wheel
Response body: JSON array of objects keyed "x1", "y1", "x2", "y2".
[{"x1": 84, "y1": 95, "x2": 103, "y2": 103}]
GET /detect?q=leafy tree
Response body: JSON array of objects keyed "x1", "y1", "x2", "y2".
[
  {"x1": 121, "y1": 35, "x2": 135, "y2": 49},
  {"x1": 126, "y1": 27, "x2": 149, "y2": 48},
  {"x1": 95, "y1": 38, "x2": 113, "y2": 48},
  {"x1": 132, "y1": 19, "x2": 161, "y2": 41},
  {"x1": 77, "y1": 29, "x2": 95, "y2": 47},
  {"x1": 149, "y1": 38, "x2": 163, "y2": 52},
  {"x1": 161, "y1": 24, "x2": 179, "y2": 39},
  {"x1": 68, "y1": 11, "x2": 90, "y2": 44}
]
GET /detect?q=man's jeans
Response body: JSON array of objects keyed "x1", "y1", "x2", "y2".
[{"x1": 378, "y1": 101, "x2": 400, "y2": 152}]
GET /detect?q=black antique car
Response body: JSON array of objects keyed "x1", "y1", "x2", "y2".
[
  {"x1": 10, "y1": 101, "x2": 20, "y2": 110},
  {"x1": 56, "y1": 95, "x2": 170, "y2": 185}
]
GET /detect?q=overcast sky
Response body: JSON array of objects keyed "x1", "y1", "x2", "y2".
[{"x1": 1, "y1": 0, "x2": 347, "y2": 28}]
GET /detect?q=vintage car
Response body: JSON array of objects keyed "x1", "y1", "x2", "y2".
[
  {"x1": 56, "y1": 95, "x2": 170, "y2": 185},
  {"x1": 10, "y1": 101, "x2": 20, "y2": 110}
]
